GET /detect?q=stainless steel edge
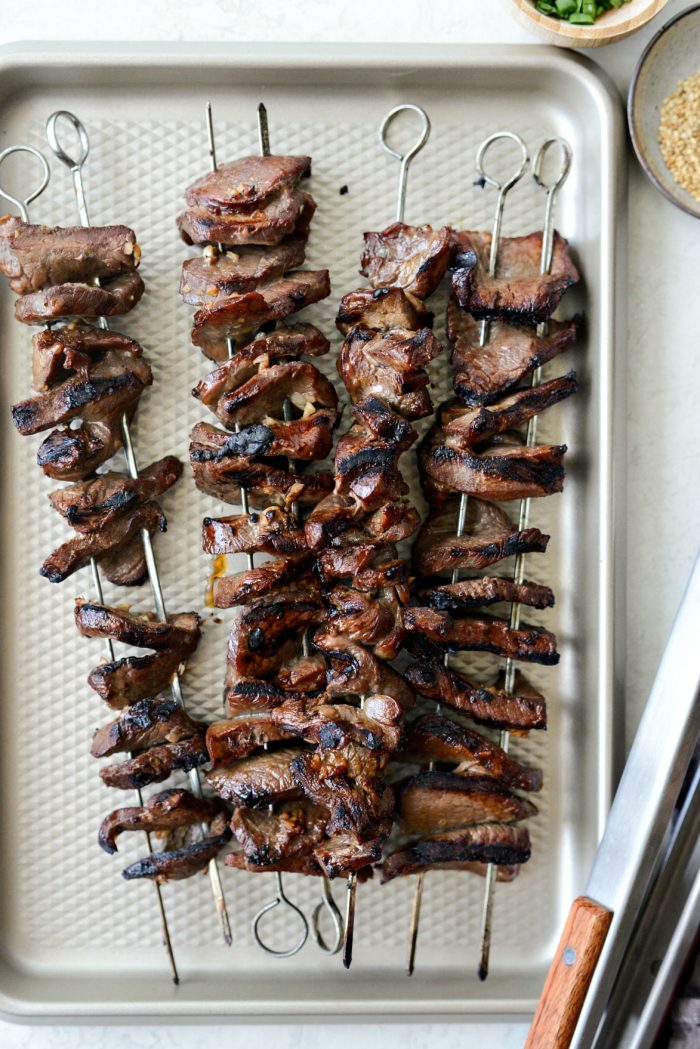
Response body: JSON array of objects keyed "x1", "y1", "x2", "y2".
[{"x1": 0, "y1": 41, "x2": 625, "y2": 1023}]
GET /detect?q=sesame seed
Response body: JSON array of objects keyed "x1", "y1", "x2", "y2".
[{"x1": 658, "y1": 69, "x2": 700, "y2": 204}]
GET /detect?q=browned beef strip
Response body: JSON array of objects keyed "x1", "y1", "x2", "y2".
[
  {"x1": 40, "y1": 500, "x2": 166, "y2": 584},
  {"x1": 212, "y1": 555, "x2": 313, "y2": 608},
  {"x1": 290, "y1": 743, "x2": 393, "y2": 838},
  {"x1": 380, "y1": 824, "x2": 532, "y2": 882},
  {"x1": 202, "y1": 506, "x2": 308, "y2": 556},
  {"x1": 314, "y1": 821, "x2": 392, "y2": 879},
  {"x1": 191, "y1": 270, "x2": 330, "y2": 356},
  {"x1": 447, "y1": 301, "x2": 580, "y2": 406},
  {"x1": 224, "y1": 678, "x2": 325, "y2": 716},
  {"x1": 48, "y1": 456, "x2": 182, "y2": 532},
  {"x1": 450, "y1": 230, "x2": 579, "y2": 322},
  {"x1": 419, "y1": 576, "x2": 554, "y2": 612},
  {"x1": 122, "y1": 834, "x2": 230, "y2": 883},
  {"x1": 191, "y1": 414, "x2": 336, "y2": 463},
  {"x1": 11, "y1": 350, "x2": 151, "y2": 435},
  {"x1": 225, "y1": 851, "x2": 323, "y2": 875},
  {"x1": 338, "y1": 325, "x2": 443, "y2": 420},
  {"x1": 419, "y1": 424, "x2": 567, "y2": 502},
  {"x1": 185, "y1": 155, "x2": 311, "y2": 211},
  {"x1": 304, "y1": 493, "x2": 420, "y2": 552},
  {"x1": 100, "y1": 734, "x2": 208, "y2": 789},
  {"x1": 229, "y1": 800, "x2": 327, "y2": 868},
  {"x1": 440, "y1": 372, "x2": 578, "y2": 447},
  {"x1": 316, "y1": 541, "x2": 408, "y2": 591},
  {"x1": 91, "y1": 697, "x2": 205, "y2": 758},
  {"x1": 207, "y1": 695, "x2": 403, "y2": 764},
  {"x1": 405, "y1": 606, "x2": 559, "y2": 665},
  {"x1": 413, "y1": 497, "x2": 549, "y2": 577},
  {"x1": 98, "y1": 534, "x2": 148, "y2": 587},
  {"x1": 334, "y1": 425, "x2": 410, "y2": 510},
  {"x1": 0, "y1": 216, "x2": 140, "y2": 294},
  {"x1": 406, "y1": 661, "x2": 547, "y2": 730},
  {"x1": 98, "y1": 788, "x2": 222, "y2": 854},
  {"x1": 32, "y1": 322, "x2": 143, "y2": 391},
  {"x1": 193, "y1": 323, "x2": 330, "y2": 403},
  {"x1": 406, "y1": 714, "x2": 543, "y2": 792},
  {"x1": 213, "y1": 360, "x2": 337, "y2": 426},
  {"x1": 37, "y1": 418, "x2": 124, "y2": 481},
  {"x1": 313, "y1": 629, "x2": 415, "y2": 708},
  {"x1": 398, "y1": 772, "x2": 537, "y2": 834},
  {"x1": 178, "y1": 185, "x2": 315, "y2": 248},
  {"x1": 180, "y1": 238, "x2": 306, "y2": 306},
  {"x1": 360, "y1": 222, "x2": 454, "y2": 299},
  {"x1": 75, "y1": 602, "x2": 200, "y2": 652},
  {"x1": 277, "y1": 654, "x2": 327, "y2": 693},
  {"x1": 15, "y1": 272, "x2": 144, "y2": 324},
  {"x1": 205, "y1": 748, "x2": 303, "y2": 807},
  {"x1": 88, "y1": 650, "x2": 190, "y2": 709},
  {"x1": 336, "y1": 286, "x2": 432, "y2": 335},
  {"x1": 225, "y1": 589, "x2": 325, "y2": 684},
  {"x1": 325, "y1": 585, "x2": 407, "y2": 662}
]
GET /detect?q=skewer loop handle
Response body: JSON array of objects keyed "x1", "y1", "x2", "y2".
[
  {"x1": 252, "y1": 871, "x2": 309, "y2": 958},
  {"x1": 0, "y1": 145, "x2": 50, "y2": 222},
  {"x1": 46, "y1": 110, "x2": 90, "y2": 173},
  {"x1": 378, "y1": 103, "x2": 431, "y2": 223},
  {"x1": 475, "y1": 130, "x2": 529, "y2": 196},
  {"x1": 311, "y1": 876, "x2": 344, "y2": 955}
]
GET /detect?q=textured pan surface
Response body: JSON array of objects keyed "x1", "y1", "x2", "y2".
[{"x1": 0, "y1": 42, "x2": 623, "y2": 1020}]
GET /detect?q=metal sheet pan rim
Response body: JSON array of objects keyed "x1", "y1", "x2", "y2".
[{"x1": 0, "y1": 40, "x2": 625, "y2": 1022}]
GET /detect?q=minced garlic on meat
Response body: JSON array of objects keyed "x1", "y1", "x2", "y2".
[{"x1": 658, "y1": 70, "x2": 700, "y2": 204}]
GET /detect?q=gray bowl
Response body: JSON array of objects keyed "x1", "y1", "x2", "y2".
[{"x1": 628, "y1": 3, "x2": 700, "y2": 218}]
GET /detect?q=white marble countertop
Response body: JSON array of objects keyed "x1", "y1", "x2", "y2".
[{"x1": 1, "y1": 1, "x2": 698, "y2": 1046}]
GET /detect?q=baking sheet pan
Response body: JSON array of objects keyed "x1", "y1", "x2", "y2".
[{"x1": 0, "y1": 41, "x2": 624, "y2": 1021}]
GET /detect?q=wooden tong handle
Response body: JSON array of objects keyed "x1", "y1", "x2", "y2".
[{"x1": 524, "y1": 896, "x2": 613, "y2": 1049}]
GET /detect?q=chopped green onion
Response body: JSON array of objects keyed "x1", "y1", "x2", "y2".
[{"x1": 531, "y1": 0, "x2": 630, "y2": 22}]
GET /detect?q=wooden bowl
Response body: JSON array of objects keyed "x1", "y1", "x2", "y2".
[{"x1": 508, "y1": 0, "x2": 670, "y2": 47}]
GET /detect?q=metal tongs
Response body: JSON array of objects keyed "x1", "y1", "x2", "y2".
[{"x1": 525, "y1": 548, "x2": 700, "y2": 1048}]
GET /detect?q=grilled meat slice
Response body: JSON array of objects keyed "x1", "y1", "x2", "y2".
[
  {"x1": 191, "y1": 270, "x2": 330, "y2": 356},
  {"x1": 441, "y1": 372, "x2": 578, "y2": 447},
  {"x1": 334, "y1": 425, "x2": 410, "y2": 510},
  {"x1": 214, "y1": 360, "x2": 337, "y2": 427},
  {"x1": 178, "y1": 185, "x2": 315, "y2": 248},
  {"x1": 406, "y1": 661, "x2": 547, "y2": 730},
  {"x1": 48, "y1": 456, "x2": 182, "y2": 533},
  {"x1": 12, "y1": 350, "x2": 152, "y2": 436},
  {"x1": 277, "y1": 654, "x2": 328, "y2": 693},
  {"x1": 87, "y1": 636, "x2": 198, "y2": 709},
  {"x1": 336, "y1": 286, "x2": 432, "y2": 334},
  {"x1": 412, "y1": 497, "x2": 549, "y2": 576},
  {"x1": 339, "y1": 325, "x2": 443, "y2": 419},
  {"x1": 202, "y1": 506, "x2": 308, "y2": 556},
  {"x1": 225, "y1": 851, "x2": 322, "y2": 875},
  {"x1": 0, "y1": 216, "x2": 140, "y2": 295},
  {"x1": 75, "y1": 602, "x2": 200, "y2": 653},
  {"x1": 447, "y1": 300, "x2": 580, "y2": 406},
  {"x1": 122, "y1": 834, "x2": 230, "y2": 883},
  {"x1": 225, "y1": 589, "x2": 325, "y2": 684},
  {"x1": 206, "y1": 747, "x2": 302, "y2": 807},
  {"x1": 451, "y1": 230, "x2": 579, "y2": 322},
  {"x1": 191, "y1": 443, "x2": 333, "y2": 507},
  {"x1": 381, "y1": 824, "x2": 532, "y2": 881},
  {"x1": 224, "y1": 679, "x2": 323, "y2": 715},
  {"x1": 326, "y1": 585, "x2": 406, "y2": 661},
  {"x1": 314, "y1": 821, "x2": 391, "y2": 879},
  {"x1": 405, "y1": 606, "x2": 559, "y2": 665},
  {"x1": 184, "y1": 154, "x2": 311, "y2": 211},
  {"x1": 91, "y1": 697, "x2": 205, "y2": 758},
  {"x1": 230, "y1": 800, "x2": 327, "y2": 868},
  {"x1": 99, "y1": 533, "x2": 148, "y2": 587},
  {"x1": 406, "y1": 715, "x2": 542, "y2": 791},
  {"x1": 305, "y1": 492, "x2": 420, "y2": 551},
  {"x1": 37, "y1": 418, "x2": 124, "y2": 481},
  {"x1": 316, "y1": 541, "x2": 408, "y2": 591},
  {"x1": 206, "y1": 717, "x2": 297, "y2": 763},
  {"x1": 291, "y1": 743, "x2": 393, "y2": 838},
  {"x1": 98, "y1": 788, "x2": 222, "y2": 854},
  {"x1": 313, "y1": 629, "x2": 415, "y2": 708},
  {"x1": 40, "y1": 500, "x2": 166, "y2": 584},
  {"x1": 100, "y1": 734, "x2": 208, "y2": 789},
  {"x1": 180, "y1": 238, "x2": 306, "y2": 305},
  {"x1": 193, "y1": 323, "x2": 330, "y2": 402},
  {"x1": 398, "y1": 772, "x2": 537, "y2": 835},
  {"x1": 32, "y1": 322, "x2": 143, "y2": 391},
  {"x1": 191, "y1": 413, "x2": 336, "y2": 462},
  {"x1": 360, "y1": 222, "x2": 454, "y2": 299},
  {"x1": 15, "y1": 272, "x2": 144, "y2": 324},
  {"x1": 211, "y1": 554, "x2": 313, "y2": 607},
  {"x1": 419, "y1": 575, "x2": 554, "y2": 612},
  {"x1": 419, "y1": 424, "x2": 567, "y2": 502}
]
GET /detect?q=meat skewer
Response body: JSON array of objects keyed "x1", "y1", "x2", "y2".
[
  {"x1": 45, "y1": 111, "x2": 232, "y2": 954},
  {"x1": 0, "y1": 140, "x2": 182, "y2": 982},
  {"x1": 405, "y1": 130, "x2": 530, "y2": 978},
  {"x1": 339, "y1": 102, "x2": 433, "y2": 971},
  {"x1": 477, "y1": 137, "x2": 572, "y2": 983}
]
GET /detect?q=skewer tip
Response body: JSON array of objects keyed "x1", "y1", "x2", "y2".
[{"x1": 478, "y1": 964, "x2": 488, "y2": 983}]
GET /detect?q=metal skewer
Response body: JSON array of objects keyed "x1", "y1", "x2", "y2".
[
  {"x1": 337, "y1": 103, "x2": 432, "y2": 973},
  {"x1": 0, "y1": 144, "x2": 182, "y2": 982},
  {"x1": 477, "y1": 136, "x2": 572, "y2": 982},
  {"x1": 405, "y1": 130, "x2": 530, "y2": 978},
  {"x1": 45, "y1": 110, "x2": 233, "y2": 953}
]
